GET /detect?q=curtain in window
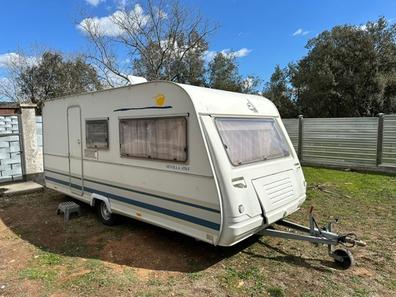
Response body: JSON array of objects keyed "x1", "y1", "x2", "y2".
[
  {"x1": 216, "y1": 118, "x2": 289, "y2": 165},
  {"x1": 120, "y1": 117, "x2": 187, "y2": 161}
]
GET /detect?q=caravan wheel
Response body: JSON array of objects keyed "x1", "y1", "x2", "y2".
[
  {"x1": 332, "y1": 249, "x2": 354, "y2": 269},
  {"x1": 96, "y1": 201, "x2": 117, "y2": 226}
]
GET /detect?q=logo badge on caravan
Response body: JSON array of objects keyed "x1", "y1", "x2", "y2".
[
  {"x1": 246, "y1": 99, "x2": 258, "y2": 113},
  {"x1": 154, "y1": 94, "x2": 166, "y2": 106}
]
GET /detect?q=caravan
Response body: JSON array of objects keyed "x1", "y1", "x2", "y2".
[{"x1": 43, "y1": 81, "x2": 364, "y2": 267}]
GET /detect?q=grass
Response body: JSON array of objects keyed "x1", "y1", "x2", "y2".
[
  {"x1": 19, "y1": 268, "x2": 58, "y2": 283},
  {"x1": 267, "y1": 287, "x2": 285, "y2": 297},
  {"x1": 19, "y1": 252, "x2": 62, "y2": 287},
  {"x1": 0, "y1": 167, "x2": 395, "y2": 297}
]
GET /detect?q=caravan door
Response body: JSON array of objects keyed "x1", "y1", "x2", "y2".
[{"x1": 67, "y1": 106, "x2": 84, "y2": 195}]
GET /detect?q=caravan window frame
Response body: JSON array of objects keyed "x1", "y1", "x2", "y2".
[
  {"x1": 85, "y1": 118, "x2": 109, "y2": 150},
  {"x1": 118, "y1": 116, "x2": 188, "y2": 163},
  {"x1": 214, "y1": 117, "x2": 291, "y2": 166}
]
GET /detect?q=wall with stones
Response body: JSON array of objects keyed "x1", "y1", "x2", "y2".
[
  {"x1": 0, "y1": 106, "x2": 44, "y2": 183},
  {"x1": 0, "y1": 116, "x2": 22, "y2": 183}
]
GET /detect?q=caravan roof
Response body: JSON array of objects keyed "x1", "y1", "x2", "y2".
[{"x1": 46, "y1": 80, "x2": 279, "y2": 117}]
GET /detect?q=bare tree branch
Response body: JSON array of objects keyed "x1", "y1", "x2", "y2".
[{"x1": 78, "y1": 0, "x2": 216, "y2": 85}]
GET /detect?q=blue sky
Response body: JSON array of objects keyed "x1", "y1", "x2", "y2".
[{"x1": 0, "y1": 0, "x2": 395, "y2": 86}]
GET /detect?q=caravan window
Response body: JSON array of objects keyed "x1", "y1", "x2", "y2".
[
  {"x1": 215, "y1": 118, "x2": 290, "y2": 166},
  {"x1": 86, "y1": 119, "x2": 109, "y2": 149},
  {"x1": 119, "y1": 117, "x2": 187, "y2": 162}
]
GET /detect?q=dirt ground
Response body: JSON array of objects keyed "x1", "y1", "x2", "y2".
[{"x1": 0, "y1": 167, "x2": 395, "y2": 297}]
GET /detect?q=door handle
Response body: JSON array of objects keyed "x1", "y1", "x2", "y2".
[
  {"x1": 232, "y1": 177, "x2": 247, "y2": 188},
  {"x1": 77, "y1": 139, "x2": 81, "y2": 144}
]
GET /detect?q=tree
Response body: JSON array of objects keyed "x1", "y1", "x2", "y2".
[
  {"x1": 133, "y1": 30, "x2": 209, "y2": 85},
  {"x1": 206, "y1": 53, "x2": 240, "y2": 92},
  {"x1": 290, "y1": 17, "x2": 396, "y2": 117},
  {"x1": 79, "y1": 0, "x2": 215, "y2": 86},
  {"x1": 16, "y1": 51, "x2": 101, "y2": 107},
  {"x1": 206, "y1": 52, "x2": 260, "y2": 93},
  {"x1": 262, "y1": 65, "x2": 297, "y2": 118},
  {"x1": 0, "y1": 52, "x2": 33, "y2": 102}
]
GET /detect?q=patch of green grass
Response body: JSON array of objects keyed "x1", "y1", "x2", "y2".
[
  {"x1": 19, "y1": 267, "x2": 57, "y2": 283},
  {"x1": 37, "y1": 251, "x2": 62, "y2": 266},
  {"x1": 18, "y1": 251, "x2": 62, "y2": 287},
  {"x1": 137, "y1": 292, "x2": 161, "y2": 297},
  {"x1": 298, "y1": 167, "x2": 396, "y2": 229},
  {"x1": 166, "y1": 276, "x2": 176, "y2": 287},
  {"x1": 147, "y1": 278, "x2": 163, "y2": 286},
  {"x1": 61, "y1": 259, "x2": 137, "y2": 295},
  {"x1": 186, "y1": 271, "x2": 203, "y2": 281},
  {"x1": 353, "y1": 287, "x2": 372, "y2": 297},
  {"x1": 350, "y1": 276, "x2": 362, "y2": 284},
  {"x1": 303, "y1": 167, "x2": 396, "y2": 203},
  {"x1": 64, "y1": 260, "x2": 112, "y2": 293},
  {"x1": 219, "y1": 266, "x2": 265, "y2": 295},
  {"x1": 267, "y1": 287, "x2": 284, "y2": 297},
  {"x1": 117, "y1": 268, "x2": 137, "y2": 285}
]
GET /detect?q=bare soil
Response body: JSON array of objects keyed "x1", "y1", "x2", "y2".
[{"x1": 0, "y1": 167, "x2": 395, "y2": 297}]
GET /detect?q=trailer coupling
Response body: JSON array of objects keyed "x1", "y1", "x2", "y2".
[{"x1": 258, "y1": 207, "x2": 366, "y2": 269}]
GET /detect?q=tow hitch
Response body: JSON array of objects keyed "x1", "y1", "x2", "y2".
[{"x1": 258, "y1": 207, "x2": 366, "y2": 269}]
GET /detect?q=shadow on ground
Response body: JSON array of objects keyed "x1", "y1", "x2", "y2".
[
  {"x1": 0, "y1": 189, "x2": 259, "y2": 273},
  {"x1": 0, "y1": 188, "x2": 342, "y2": 273}
]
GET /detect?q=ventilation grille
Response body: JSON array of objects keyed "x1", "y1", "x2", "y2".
[{"x1": 263, "y1": 176, "x2": 294, "y2": 206}]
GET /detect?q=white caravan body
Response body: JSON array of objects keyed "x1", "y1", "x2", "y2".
[{"x1": 43, "y1": 81, "x2": 306, "y2": 246}]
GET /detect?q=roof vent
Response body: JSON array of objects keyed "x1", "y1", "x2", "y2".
[{"x1": 127, "y1": 75, "x2": 148, "y2": 85}]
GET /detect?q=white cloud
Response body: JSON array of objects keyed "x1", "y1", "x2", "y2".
[
  {"x1": 359, "y1": 24, "x2": 367, "y2": 31},
  {"x1": 0, "y1": 53, "x2": 38, "y2": 68},
  {"x1": 0, "y1": 53, "x2": 19, "y2": 68},
  {"x1": 204, "y1": 48, "x2": 252, "y2": 61},
  {"x1": 85, "y1": 0, "x2": 105, "y2": 7},
  {"x1": 293, "y1": 28, "x2": 310, "y2": 37},
  {"x1": 233, "y1": 48, "x2": 252, "y2": 58},
  {"x1": 292, "y1": 28, "x2": 303, "y2": 36},
  {"x1": 78, "y1": 4, "x2": 149, "y2": 37}
]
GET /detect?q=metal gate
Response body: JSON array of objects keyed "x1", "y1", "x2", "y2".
[{"x1": 0, "y1": 115, "x2": 25, "y2": 183}]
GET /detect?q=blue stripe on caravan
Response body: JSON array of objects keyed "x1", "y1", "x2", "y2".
[
  {"x1": 45, "y1": 175, "x2": 221, "y2": 231},
  {"x1": 45, "y1": 169, "x2": 220, "y2": 214}
]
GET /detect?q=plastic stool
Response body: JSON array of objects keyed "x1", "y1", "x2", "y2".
[{"x1": 57, "y1": 201, "x2": 81, "y2": 222}]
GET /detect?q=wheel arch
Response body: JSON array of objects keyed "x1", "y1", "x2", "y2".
[{"x1": 90, "y1": 193, "x2": 112, "y2": 213}]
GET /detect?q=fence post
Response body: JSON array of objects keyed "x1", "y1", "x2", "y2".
[
  {"x1": 298, "y1": 115, "x2": 304, "y2": 161},
  {"x1": 376, "y1": 113, "x2": 384, "y2": 166}
]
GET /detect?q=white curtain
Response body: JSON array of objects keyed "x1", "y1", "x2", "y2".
[
  {"x1": 216, "y1": 118, "x2": 289, "y2": 165},
  {"x1": 120, "y1": 117, "x2": 187, "y2": 161}
]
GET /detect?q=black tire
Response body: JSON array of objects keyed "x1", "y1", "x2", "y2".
[
  {"x1": 96, "y1": 200, "x2": 117, "y2": 226},
  {"x1": 333, "y1": 248, "x2": 354, "y2": 269}
]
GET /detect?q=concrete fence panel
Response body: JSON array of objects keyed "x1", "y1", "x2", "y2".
[
  {"x1": 382, "y1": 114, "x2": 396, "y2": 167},
  {"x1": 283, "y1": 114, "x2": 396, "y2": 173},
  {"x1": 282, "y1": 118, "x2": 299, "y2": 152},
  {"x1": 302, "y1": 117, "x2": 378, "y2": 166}
]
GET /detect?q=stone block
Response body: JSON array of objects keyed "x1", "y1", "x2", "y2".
[
  {"x1": 1, "y1": 167, "x2": 22, "y2": 176},
  {"x1": 1, "y1": 154, "x2": 21, "y2": 165},
  {"x1": 0, "y1": 164, "x2": 11, "y2": 171}
]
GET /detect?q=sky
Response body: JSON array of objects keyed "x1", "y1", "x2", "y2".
[{"x1": 0, "y1": 0, "x2": 395, "y2": 87}]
